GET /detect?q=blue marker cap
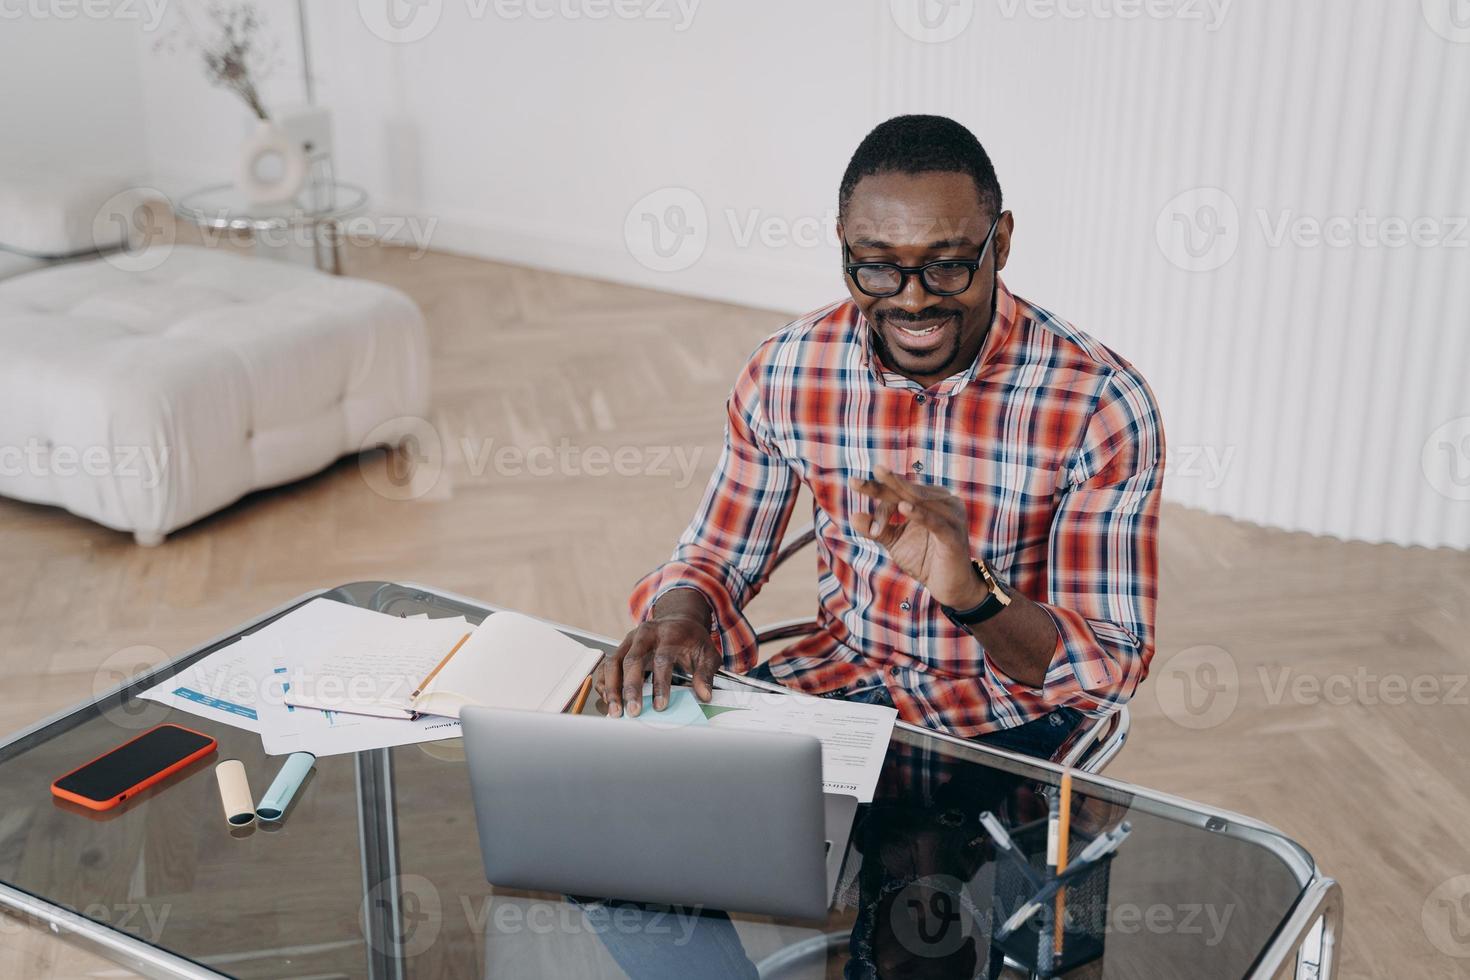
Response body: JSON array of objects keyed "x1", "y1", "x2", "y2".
[{"x1": 256, "y1": 752, "x2": 315, "y2": 822}]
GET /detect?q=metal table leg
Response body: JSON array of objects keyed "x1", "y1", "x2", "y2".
[{"x1": 357, "y1": 748, "x2": 405, "y2": 980}]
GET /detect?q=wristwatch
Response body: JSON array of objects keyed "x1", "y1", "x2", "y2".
[{"x1": 939, "y1": 559, "x2": 1011, "y2": 629}]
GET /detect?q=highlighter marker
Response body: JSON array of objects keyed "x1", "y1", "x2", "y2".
[
  {"x1": 256, "y1": 752, "x2": 315, "y2": 822},
  {"x1": 215, "y1": 760, "x2": 255, "y2": 828}
]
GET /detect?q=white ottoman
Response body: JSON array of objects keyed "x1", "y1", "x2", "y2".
[{"x1": 0, "y1": 245, "x2": 430, "y2": 544}]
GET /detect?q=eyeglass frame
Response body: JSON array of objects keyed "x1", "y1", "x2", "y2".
[{"x1": 841, "y1": 213, "x2": 1005, "y2": 298}]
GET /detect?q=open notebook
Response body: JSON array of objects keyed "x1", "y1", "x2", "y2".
[{"x1": 285, "y1": 610, "x2": 602, "y2": 721}]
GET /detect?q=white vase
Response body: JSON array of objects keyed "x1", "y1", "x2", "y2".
[{"x1": 235, "y1": 120, "x2": 309, "y2": 206}]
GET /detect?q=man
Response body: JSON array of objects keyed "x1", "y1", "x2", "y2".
[{"x1": 602, "y1": 114, "x2": 1164, "y2": 760}]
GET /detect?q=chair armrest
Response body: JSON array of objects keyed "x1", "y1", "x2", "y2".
[
  {"x1": 1055, "y1": 705, "x2": 1130, "y2": 773},
  {"x1": 770, "y1": 521, "x2": 817, "y2": 572},
  {"x1": 754, "y1": 617, "x2": 822, "y2": 646}
]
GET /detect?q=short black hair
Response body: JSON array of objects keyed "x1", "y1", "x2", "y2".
[{"x1": 838, "y1": 115, "x2": 1002, "y2": 221}]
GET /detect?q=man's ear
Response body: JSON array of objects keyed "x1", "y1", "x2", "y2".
[{"x1": 993, "y1": 211, "x2": 1014, "y2": 272}]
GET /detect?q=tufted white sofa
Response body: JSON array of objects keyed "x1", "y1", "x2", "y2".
[{"x1": 0, "y1": 245, "x2": 430, "y2": 544}]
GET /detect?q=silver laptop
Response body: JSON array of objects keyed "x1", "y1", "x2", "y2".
[{"x1": 461, "y1": 706, "x2": 844, "y2": 920}]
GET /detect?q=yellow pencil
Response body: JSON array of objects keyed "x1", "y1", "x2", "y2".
[
  {"x1": 411, "y1": 632, "x2": 471, "y2": 698},
  {"x1": 1053, "y1": 768, "x2": 1073, "y2": 957},
  {"x1": 568, "y1": 673, "x2": 595, "y2": 715}
]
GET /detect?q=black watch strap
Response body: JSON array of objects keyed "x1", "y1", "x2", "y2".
[{"x1": 940, "y1": 561, "x2": 1009, "y2": 628}]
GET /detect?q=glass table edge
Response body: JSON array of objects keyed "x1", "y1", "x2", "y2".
[{"x1": 0, "y1": 579, "x2": 1329, "y2": 980}]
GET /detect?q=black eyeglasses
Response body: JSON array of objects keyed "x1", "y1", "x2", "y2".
[{"x1": 842, "y1": 214, "x2": 1003, "y2": 298}]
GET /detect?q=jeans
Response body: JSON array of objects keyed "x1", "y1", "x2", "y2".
[
  {"x1": 744, "y1": 661, "x2": 1087, "y2": 761},
  {"x1": 576, "y1": 666, "x2": 1086, "y2": 979}
]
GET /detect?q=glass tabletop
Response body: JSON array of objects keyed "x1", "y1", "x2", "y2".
[
  {"x1": 173, "y1": 182, "x2": 368, "y2": 231},
  {"x1": 0, "y1": 582, "x2": 1319, "y2": 979}
]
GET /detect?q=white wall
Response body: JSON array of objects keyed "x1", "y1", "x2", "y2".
[
  {"x1": 19, "y1": 0, "x2": 1470, "y2": 549},
  {"x1": 0, "y1": 9, "x2": 149, "y2": 177}
]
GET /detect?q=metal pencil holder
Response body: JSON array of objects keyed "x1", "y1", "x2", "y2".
[{"x1": 990, "y1": 818, "x2": 1115, "y2": 978}]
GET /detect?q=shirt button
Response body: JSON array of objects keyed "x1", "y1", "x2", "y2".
[
  {"x1": 889, "y1": 666, "x2": 900, "y2": 677},
  {"x1": 900, "y1": 600, "x2": 911, "y2": 611},
  {"x1": 912, "y1": 460, "x2": 924, "y2": 473},
  {"x1": 915, "y1": 393, "x2": 926, "y2": 404}
]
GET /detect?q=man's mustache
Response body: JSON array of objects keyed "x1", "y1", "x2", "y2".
[{"x1": 877, "y1": 307, "x2": 959, "y2": 326}]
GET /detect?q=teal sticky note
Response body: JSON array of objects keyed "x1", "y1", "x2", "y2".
[{"x1": 634, "y1": 687, "x2": 709, "y2": 729}]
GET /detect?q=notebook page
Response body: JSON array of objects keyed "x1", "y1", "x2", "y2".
[{"x1": 414, "y1": 611, "x2": 601, "y2": 718}]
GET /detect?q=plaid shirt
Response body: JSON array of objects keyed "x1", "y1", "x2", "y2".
[{"x1": 629, "y1": 279, "x2": 1163, "y2": 738}]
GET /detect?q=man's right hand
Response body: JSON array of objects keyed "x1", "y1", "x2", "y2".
[{"x1": 598, "y1": 591, "x2": 721, "y2": 718}]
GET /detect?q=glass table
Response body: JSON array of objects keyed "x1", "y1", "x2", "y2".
[
  {"x1": 0, "y1": 582, "x2": 1342, "y2": 979},
  {"x1": 173, "y1": 181, "x2": 368, "y2": 276}
]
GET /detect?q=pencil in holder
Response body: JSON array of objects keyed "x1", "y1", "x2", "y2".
[{"x1": 989, "y1": 818, "x2": 1115, "y2": 978}]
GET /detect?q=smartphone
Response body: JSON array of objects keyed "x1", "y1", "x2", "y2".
[{"x1": 52, "y1": 724, "x2": 217, "y2": 811}]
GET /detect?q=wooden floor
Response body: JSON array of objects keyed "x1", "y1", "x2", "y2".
[{"x1": 2, "y1": 239, "x2": 1467, "y2": 978}]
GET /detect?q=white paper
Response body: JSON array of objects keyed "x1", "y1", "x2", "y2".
[
  {"x1": 649, "y1": 685, "x2": 896, "y2": 802},
  {"x1": 139, "y1": 636, "x2": 273, "y2": 733},
  {"x1": 139, "y1": 598, "x2": 472, "y2": 744},
  {"x1": 282, "y1": 613, "x2": 472, "y2": 719},
  {"x1": 257, "y1": 663, "x2": 463, "y2": 756}
]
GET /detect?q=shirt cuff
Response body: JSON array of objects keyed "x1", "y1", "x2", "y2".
[
  {"x1": 1008, "y1": 603, "x2": 1139, "y2": 710},
  {"x1": 628, "y1": 565, "x2": 759, "y2": 673}
]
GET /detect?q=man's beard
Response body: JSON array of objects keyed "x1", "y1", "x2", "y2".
[
  {"x1": 871, "y1": 305, "x2": 962, "y2": 372},
  {"x1": 869, "y1": 277, "x2": 997, "y2": 378}
]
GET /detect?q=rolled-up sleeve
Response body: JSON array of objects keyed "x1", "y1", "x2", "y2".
[
  {"x1": 986, "y1": 368, "x2": 1164, "y2": 715},
  {"x1": 628, "y1": 345, "x2": 799, "y2": 672}
]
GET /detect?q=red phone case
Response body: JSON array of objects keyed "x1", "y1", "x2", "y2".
[{"x1": 51, "y1": 724, "x2": 218, "y2": 811}]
